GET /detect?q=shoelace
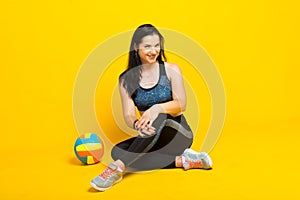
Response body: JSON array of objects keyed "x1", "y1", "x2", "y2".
[{"x1": 99, "y1": 167, "x2": 115, "y2": 180}]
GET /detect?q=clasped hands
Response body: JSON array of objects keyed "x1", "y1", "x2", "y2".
[{"x1": 134, "y1": 105, "x2": 161, "y2": 137}]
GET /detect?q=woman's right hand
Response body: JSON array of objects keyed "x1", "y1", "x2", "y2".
[{"x1": 135, "y1": 121, "x2": 156, "y2": 137}]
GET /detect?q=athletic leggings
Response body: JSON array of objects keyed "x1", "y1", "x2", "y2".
[{"x1": 111, "y1": 114, "x2": 194, "y2": 172}]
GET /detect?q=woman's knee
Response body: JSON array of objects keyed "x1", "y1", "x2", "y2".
[
  {"x1": 111, "y1": 145, "x2": 122, "y2": 160},
  {"x1": 152, "y1": 113, "x2": 168, "y2": 128}
]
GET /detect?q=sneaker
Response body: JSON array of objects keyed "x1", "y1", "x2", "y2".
[
  {"x1": 90, "y1": 162, "x2": 123, "y2": 191},
  {"x1": 181, "y1": 148, "x2": 213, "y2": 170}
]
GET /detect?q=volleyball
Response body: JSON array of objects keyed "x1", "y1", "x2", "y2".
[{"x1": 74, "y1": 133, "x2": 104, "y2": 165}]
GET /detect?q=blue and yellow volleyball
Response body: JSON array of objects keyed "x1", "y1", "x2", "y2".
[{"x1": 74, "y1": 133, "x2": 104, "y2": 165}]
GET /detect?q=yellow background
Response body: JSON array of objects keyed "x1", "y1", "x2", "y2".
[{"x1": 1, "y1": 0, "x2": 299, "y2": 199}]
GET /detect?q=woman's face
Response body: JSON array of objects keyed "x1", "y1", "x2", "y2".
[{"x1": 137, "y1": 34, "x2": 160, "y2": 65}]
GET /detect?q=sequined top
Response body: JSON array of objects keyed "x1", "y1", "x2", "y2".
[{"x1": 133, "y1": 62, "x2": 173, "y2": 111}]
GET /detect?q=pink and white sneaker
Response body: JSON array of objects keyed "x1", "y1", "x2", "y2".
[{"x1": 90, "y1": 162, "x2": 123, "y2": 191}]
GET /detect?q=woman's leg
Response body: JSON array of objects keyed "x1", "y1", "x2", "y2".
[
  {"x1": 111, "y1": 114, "x2": 193, "y2": 172},
  {"x1": 91, "y1": 114, "x2": 212, "y2": 191}
]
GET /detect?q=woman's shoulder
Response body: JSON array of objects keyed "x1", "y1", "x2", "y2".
[{"x1": 164, "y1": 62, "x2": 183, "y2": 77}]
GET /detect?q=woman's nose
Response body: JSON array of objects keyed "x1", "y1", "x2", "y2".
[{"x1": 150, "y1": 47, "x2": 158, "y2": 54}]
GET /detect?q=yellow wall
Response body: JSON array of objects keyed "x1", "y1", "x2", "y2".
[
  {"x1": 2, "y1": 0, "x2": 298, "y2": 147},
  {"x1": 1, "y1": 0, "x2": 299, "y2": 199}
]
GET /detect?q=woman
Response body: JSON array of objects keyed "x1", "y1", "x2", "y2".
[{"x1": 90, "y1": 24, "x2": 212, "y2": 191}]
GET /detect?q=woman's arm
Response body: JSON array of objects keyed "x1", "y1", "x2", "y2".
[
  {"x1": 158, "y1": 62, "x2": 187, "y2": 114},
  {"x1": 118, "y1": 81, "x2": 138, "y2": 129},
  {"x1": 119, "y1": 80, "x2": 156, "y2": 136}
]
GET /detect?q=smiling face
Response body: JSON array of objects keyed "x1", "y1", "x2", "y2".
[{"x1": 136, "y1": 34, "x2": 161, "y2": 65}]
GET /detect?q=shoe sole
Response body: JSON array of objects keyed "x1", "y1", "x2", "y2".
[
  {"x1": 184, "y1": 149, "x2": 213, "y2": 168},
  {"x1": 90, "y1": 176, "x2": 123, "y2": 192}
]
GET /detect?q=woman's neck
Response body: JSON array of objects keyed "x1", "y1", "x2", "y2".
[{"x1": 141, "y1": 61, "x2": 158, "y2": 72}]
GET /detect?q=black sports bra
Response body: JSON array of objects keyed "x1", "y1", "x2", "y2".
[{"x1": 133, "y1": 62, "x2": 173, "y2": 111}]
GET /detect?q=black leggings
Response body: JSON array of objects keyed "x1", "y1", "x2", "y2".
[{"x1": 111, "y1": 114, "x2": 194, "y2": 172}]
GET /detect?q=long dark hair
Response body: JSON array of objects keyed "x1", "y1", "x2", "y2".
[{"x1": 119, "y1": 24, "x2": 167, "y2": 97}]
